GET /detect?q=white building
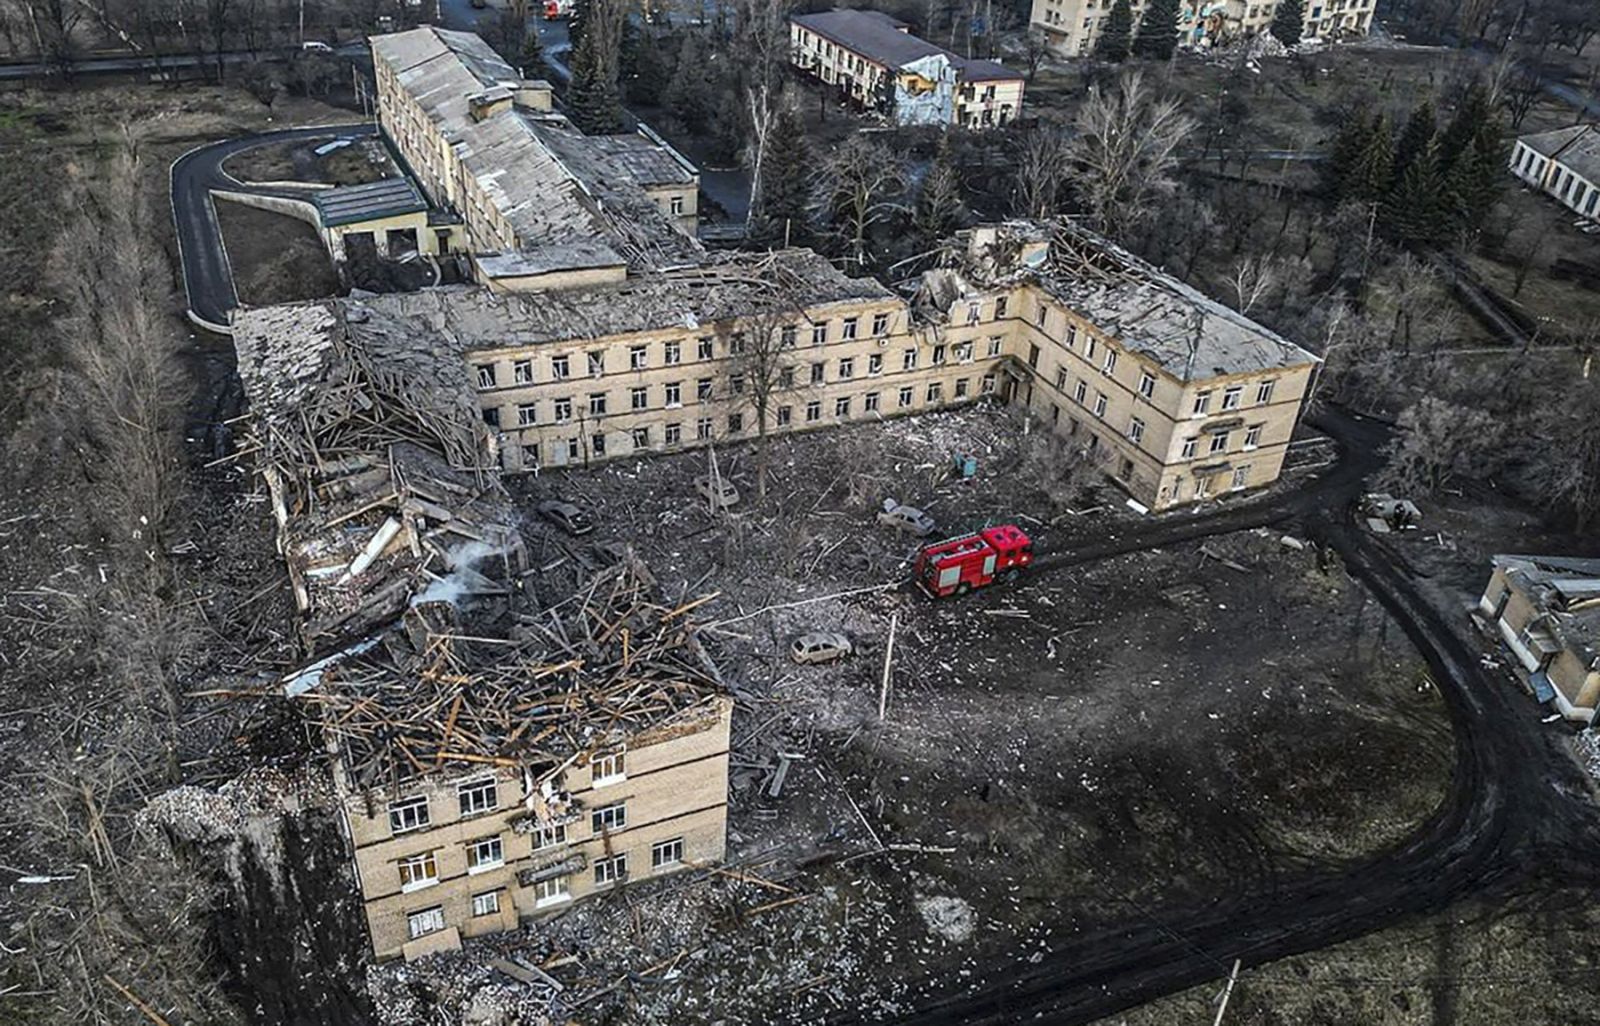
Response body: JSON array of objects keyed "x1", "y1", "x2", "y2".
[
  {"x1": 1030, "y1": 0, "x2": 1375, "y2": 58},
  {"x1": 1510, "y1": 124, "x2": 1600, "y2": 220}
]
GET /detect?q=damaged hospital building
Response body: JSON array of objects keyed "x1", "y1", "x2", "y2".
[{"x1": 227, "y1": 25, "x2": 1320, "y2": 960}]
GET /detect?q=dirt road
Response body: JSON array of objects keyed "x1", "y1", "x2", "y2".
[{"x1": 839, "y1": 408, "x2": 1600, "y2": 1024}]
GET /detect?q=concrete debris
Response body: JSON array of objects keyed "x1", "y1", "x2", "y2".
[{"x1": 915, "y1": 894, "x2": 977, "y2": 943}]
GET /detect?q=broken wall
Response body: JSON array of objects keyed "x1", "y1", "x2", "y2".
[{"x1": 895, "y1": 53, "x2": 957, "y2": 127}]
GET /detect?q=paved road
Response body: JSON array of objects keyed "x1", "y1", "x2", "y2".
[
  {"x1": 170, "y1": 123, "x2": 376, "y2": 331},
  {"x1": 0, "y1": 43, "x2": 367, "y2": 80},
  {"x1": 839, "y1": 407, "x2": 1600, "y2": 1024}
]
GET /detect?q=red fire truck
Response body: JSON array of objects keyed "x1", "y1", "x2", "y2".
[{"x1": 912, "y1": 524, "x2": 1033, "y2": 598}]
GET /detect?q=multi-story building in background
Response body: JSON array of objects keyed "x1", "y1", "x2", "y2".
[
  {"x1": 790, "y1": 9, "x2": 1025, "y2": 129},
  {"x1": 1030, "y1": 0, "x2": 1376, "y2": 57}
]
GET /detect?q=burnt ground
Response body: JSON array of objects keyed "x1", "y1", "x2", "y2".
[
  {"x1": 369, "y1": 405, "x2": 1453, "y2": 1024},
  {"x1": 221, "y1": 134, "x2": 397, "y2": 187}
]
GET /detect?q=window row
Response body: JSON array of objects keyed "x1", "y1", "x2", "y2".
[
  {"x1": 1177, "y1": 423, "x2": 1265, "y2": 460},
  {"x1": 509, "y1": 376, "x2": 1001, "y2": 467},
  {"x1": 471, "y1": 314, "x2": 900, "y2": 389},
  {"x1": 395, "y1": 834, "x2": 506, "y2": 893},
  {"x1": 387, "y1": 776, "x2": 501, "y2": 835}
]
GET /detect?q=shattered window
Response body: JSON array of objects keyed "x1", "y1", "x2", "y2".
[
  {"x1": 1102, "y1": 351, "x2": 1117, "y2": 376},
  {"x1": 458, "y1": 779, "x2": 497, "y2": 817},
  {"x1": 782, "y1": 325, "x2": 798, "y2": 348},
  {"x1": 926, "y1": 382, "x2": 943, "y2": 403},
  {"x1": 811, "y1": 362, "x2": 825, "y2": 384},
  {"x1": 593, "y1": 854, "x2": 627, "y2": 886},
  {"x1": 932, "y1": 344, "x2": 947, "y2": 365},
  {"x1": 865, "y1": 392, "x2": 881, "y2": 412},
  {"x1": 482, "y1": 407, "x2": 501, "y2": 429},
  {"x1": 839, "y1": 357, "x2": 854, "y2": 379},
  {"x1": 476, "y1": 364, "x2": 497, "y2": 389},
  {"x1": 872, "y1": 312, "x2": 890, "y2": 336},
  {"x1": 517, "y1": 403, "x2": 536, "y2": 427},
  {"x1": 630, "y1": 345, "x2": 648, "y2": 370},
  {"x1": 1129, "y1": 417, "x2": 1146, "y2": 444},
  {"x1": 835, "y1": 397, "x2": 851, "y2": 418},
  {"x1": 534, "y1": 877, "x2": 568, "y2": 906},
  {"x1": 727, "y1": 412, "x2": 743, "y2": 434},
  {"x1": 589, "y1": 393, "x2": 607, "y2": 416},
  {"x1": 551, "y1": 354, "x2": 571, "y2": 380},
  {"x1": 513, "y1": 359, "x2": 533, "y2": 385},
  {"x1": 1181, "y1": 437, "x2": 1197, "y2": 459},
  {"x1": 665, "y1": 423, "x2": 682, "y2": 446},
  {"x1": 466, "y1": 836, "x2": 503, "y2": 870},
  {"x1": 665, "y1": 382, "x2": 682, "y2": 406},
  {"x1": 981, "y1": 374, "x2": 996, "y2": 394},
  {"x1": 995, "y1": 296, "x2": 1008, "y2": 318},
  {"x1": 780, "y1": 367, "x2": 795, "y2": 389},
  {"x1": 955, "y1": 378, "x2": 969, "y2": 399},
  {"x1": 868, "y1": 353, "x2": 883, "y2": 375},
  {"x1": 903, "y1": 349, "x2": 918, "y2": 371},
  {"x1": 407, "y1": 906, "x2": 445, "y2": 939},
  {"x1": 956, "y1": 342, "x2": 973, "y2": 363},
  {"x1": 1256, "y1": 380, "x2": 1276, "y2": 404},
  {"x1": 664, "y1": 340, "x2": 681, "y2": 365},
  {"x1": 1138, "y1": 372, "x2": 1156, "y2": 398},
  {"x1": 389, "y1": 796, "x2": 430, "y2": 834},
  {"x1": 554, "y1": 397, "x2": 573, "y2": 422},
  {"x1": 777, "y1": 405, "x2": 792, "y2": 426},
  {"x1": 1073, "y1": 380, "x2": 1087, "y2": 404},
  {"x1": 898, "y1": 387, "x2": 914, "y2": 408},
  {"x1": 698, "y1": 378, "x2": 714, "y2": 400},
  {"x1": 806, "y1": 401, "x2": 821, "y2": 423},
  {"x1": 1027, "y1": 344, "x2": 1039, "y2": 369},
  {"x1": 1245, "y1": 424, "x2": 1263, "y2": 449},
  {"x1": 1222, "y1": 386, "x2": 1242, "y2": 410},
  {"x1": 587, "y1": 351, "x2": 605, "y2": 377},
  {"x1": 1193, "y1": 391, "x2": 1212, "y2": 416},
  {"x1": 652, "y1": 838, "x2": 685, "y2": 869},
  {"x1": 696, "y1": 418, "x2": 713, "y2": 440},
  {"x1": 988, "y1": 336, "x2": 1003, "y2": 358},
  {"x1": 811, "y1": 323, "x2": 828, "y2": 346},
  {"x1": 592, "y1": 433, "x2": 606, "y2": 456},
  {"x1": 1055, "y1": 368, "x2": 1068, "y2": 391},
  {"x1": 698, "y1": 337, "x2": 715, "y2": 360},
  {"x1": 966, "y1": 301, "x2": 981, "y2": 324},
  {"x1": 631, "y1": 427, "x2": 649, "y2": 449},
  {"x1": 631, "y1": 386, "x2": 648, "y2": 410},
  {"x1": 1210, "y1": 432, "x2": 1230, "y2": 454}
]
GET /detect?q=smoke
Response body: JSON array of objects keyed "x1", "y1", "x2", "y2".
[{"x1": 410, "y1": 539, "x2": 510, "y2": 607}]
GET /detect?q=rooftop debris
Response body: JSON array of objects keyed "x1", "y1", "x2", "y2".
[{"x1": 298, "y1": 552, "x2": 726, "y2": 791}]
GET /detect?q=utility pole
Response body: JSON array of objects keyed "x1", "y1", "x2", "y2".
[
  {"x1": 878, "y1": 612, "x2": 897, "y2": 720},
  {"x1": 1211, "y1": 958, "x2": 1242, "y2": 1026}
]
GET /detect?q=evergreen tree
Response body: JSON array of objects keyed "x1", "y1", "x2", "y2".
[
  {"x1": 567, "y1": 0, "x2": 592, "y2": 51},
  {"x1": 1131, "y1": 0, "x2": 1182, "y2": 60},
  {"x1": 1383, "y1": 140, "x2": 1451, "y2": 243},
  {"x1": 664, "y1": 33, "x2": 715, "y2": 132},
  {"x1": 912, "y1": 135, "x2": 965, "y2": 248},
  {"x1": 1269, "y1": 0, "x2": 1303, "y2": 47},
  {"x1": 749, "y1": 102, "x2": 813, "y2": 247},
  {"x1": 566, "y1": 0, "x2": 623, "y2": 134},
  {"x1": 1438, "y1": 82, "x2": 1489, "y2": 174},
  {"x1": 1345, "y1": 111, "x2": 1394, "y2": 203},
  {"x1": 1445, "y1": 130, "x2": 1504, "y2": 232},
  {"x1": 1094, "y1": 0, "x2": 1134, "y2": 62},
  {"x1": 522, "y1": 24, "x2": 546, "y2": 80},
  {"x1": 1323, "y1": 107, "x2": 1371, "y2": 197},
  {"x1": 1391, "y1": 100, "x2": 1435, "y2": 187}
]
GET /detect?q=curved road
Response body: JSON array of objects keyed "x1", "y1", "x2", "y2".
[
  {"x1": 843, "y1": 408, "x2": 1600, "y2": 1024},
  {"x1": 170, "y1": 123, "x2": 376, "y2": 331}
]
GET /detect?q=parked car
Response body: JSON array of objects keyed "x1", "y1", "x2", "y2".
[
  {"x1": 877, "y1": 499, "x2": 936, "y2": 537},
  {"x1": 790, "y1": 631, "x2": 853, "y2": 664},
  {"x1": 537, "y1": 499, "x2": 595, "y2": 535},
  {"x1": 300, "y1": 40, "x2": 335, "y2": 52},
  {"x1": 694, "y1": 475, "x2": 740, "y2": 509}
]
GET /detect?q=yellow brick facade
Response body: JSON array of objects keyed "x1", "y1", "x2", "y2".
[{"x1": 340, "y1": 696, "x2": 733, "y2": 961}]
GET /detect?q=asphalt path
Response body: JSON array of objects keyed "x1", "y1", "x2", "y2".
[
  {"x1": 837, "y1": 407, "x2": 1600, "y2": 1024},
  {"x1": 170, "y1": 123, "x2": 376, "y2": 330}
]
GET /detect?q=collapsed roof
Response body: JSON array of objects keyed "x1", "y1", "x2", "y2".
[
  {"x1": 266, "y1": 248, "x2": 895, "y2": 352},
  {"x1": 958, "y1": 220, "x2": 1320, "y2": 380},
  {"x1": 1492, "y1": 554, "x2": 1600, "y2": 668},
  {"x1": 370, "y1": 26, "x2": 703, "y2": 273}
]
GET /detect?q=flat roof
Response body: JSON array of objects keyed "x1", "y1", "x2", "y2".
[
  {"x1": 791, "y1": 9, "x2": 1023, "y2": 82},
  {"x1": 311, "y1": 177, "x2": 428, "y2": 228}
]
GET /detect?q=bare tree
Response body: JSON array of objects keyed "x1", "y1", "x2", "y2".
[
  {"x1": 1063, "y1": 69, "x2": 1196, "y2": 239},
  {"x1": 814, "y1": 134, "x2": 908, "y2": 271},
  {"x1": 720, "y1": 306, "x2": 802, "y2": 498},
  {"x1": 1228, "y1": 254, "x2": 1279, "y2": 314},
  {"x1": 1013, "y1": 124, "x2": 1071, "y2": 218},
  {"x1": 1380, "y1": 396, "x2": 1507, "y2": 494}
]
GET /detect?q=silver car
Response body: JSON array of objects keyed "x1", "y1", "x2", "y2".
[
  {"x1": 877, "y1": 501, "x2": 936, "y2": 537},
  {"x1": 790, "y1": 631, "x2": 853, "y2": 664},
  {"x1": 694, "y1": 475, "x2": 740, "y2": 509}
]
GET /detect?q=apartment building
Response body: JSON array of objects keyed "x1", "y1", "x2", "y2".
[
  {"x1": 1030, "y1": 0, "x2": 1374, "y2": 57},
  {"x1": 370, "y1": 27, "x2": 702, "y2": 287},
  {"x1": 790, "y1": 9, "x2": 1025, "y2": 129},
  {"x1": 1479, "y1": 555, "x2": 1600, "y2": 723},
  {"x1": 1510, "y1": 124, "x2": 1600, "y2": 220},
  {"x1": 338, "y1": 687, "x2": 734, "y2": 961},
  {"x1": 938, "y1": 223, "x2": 1321, "y2": 508}
]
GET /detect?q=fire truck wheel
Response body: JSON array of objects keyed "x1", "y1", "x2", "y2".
[
  {"x1": 1002, "y1": 569, "x2": 1020, "y2": 584},
  {"x1": 956, "y1": 582, "x2": 971, "y2": 596}
]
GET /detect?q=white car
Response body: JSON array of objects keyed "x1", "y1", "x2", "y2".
[
  {"x1": 790, "y1": 631, "x2": 853, "y2": 665},
  {"x1": 694, "y1": 475, "x2": 740, "y2": 509},
  {"x1": 877, "y1": 500, "x2": 936, "y2": 537},
  {"x1": 300, "y1": 40, "x2": 335, "y2": 53}
]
